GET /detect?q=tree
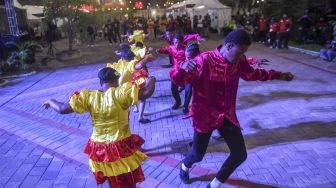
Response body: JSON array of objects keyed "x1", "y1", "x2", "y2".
[
  {"x1": 43, "y1": 0, "x2": 94, "y2": 51},
  {"x1": 261, "y1": 0, "x2": 304, "y2": 20}
]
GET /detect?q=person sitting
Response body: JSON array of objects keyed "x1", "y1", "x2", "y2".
[{"x1": 320, "y1": 39, "x2": 336, "y2": 62}]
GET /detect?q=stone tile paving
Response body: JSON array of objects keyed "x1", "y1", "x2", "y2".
[{"x1": 0, "y1": 38, "x2": 336, "y2": 187}]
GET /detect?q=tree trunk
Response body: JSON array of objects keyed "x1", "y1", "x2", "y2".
[
  {"x1": 68, "y1": 22, "x2": 74, "y2": 51},
  {"x1": 234, "y1": 0, "x2": 240, "y2": 14}
]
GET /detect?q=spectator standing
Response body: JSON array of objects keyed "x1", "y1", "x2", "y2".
[
  {"x1": 112, "y1": 18, "x2": 122, "y2": 43},
  {"x1": 278, "y1": 14, "x2": 292, "y2": 49},
  {"x1": 0, "y1": 30, "x2": 5, "y2": 61},
  {"x1": 176, "y1": 16, "x2": 184, "y2": 34},
  {"x1": 107, "y1": 24, "x2": 114, "y2": 45},
  {"x1": 204, "y1": 14, "x2": 211, "y2": 37},
  {"x1": 258, "y1": 15, "x2": 268, "y2": 43},
  {"x1": 87, "y1": 25, "x2": 95, "y2": 47},
  {"x1": 168, "y1": 15, "x2": 177, "y2": 31},
  {"x1": 147, "y1": 18, "x2": 155, "y2": 40},
  {"x1": 269, "y1": 18, "x2": 278, "y2": 48},
  {"x1": 197, "y1": 16, "x2": 204, "y2": 36},
  {"x1": 193, "y1": 16, "x2": 198, "y2": 33},
  {"x1": 160, "y1": 16, "x2": 167, "y2": 34},
  {"x1": 298, "y1": 10, "x2": 312, "y2": 44},
  {"x1": 154, "y1": 18, "x2": 160, "y2": 39},
  {"x1": 185, "y1": 17, "x2": 192, "y2": 34}
]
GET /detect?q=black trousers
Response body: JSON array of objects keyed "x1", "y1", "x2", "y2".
[
  {"x1": 108, "y1": 33, "x2": 114, "y2": 44},
  {"x1": 183, "y1": 84, "x2": 192, "y2": 109},
  {"x1": 269, "y1": 32, "x2": 277, "y2": 48},
  {"x1": 258, "y1": 30, "x2": 267, "y2": 42},
  {"x1": 278, "y1": 32, "x2": 290, "y2": 49},
  {"x1": 114, "y1": 30, "x2": 121, "y2": 43},
  {"x1": 168, "y1": 55, "x2": 173, "y2": 65},
  {"x1": 183, "y1": 118, "x2": 247, "y2": 183},
  {"x1": 171, "y1": 82, "x2": 181, "y2": 105}
]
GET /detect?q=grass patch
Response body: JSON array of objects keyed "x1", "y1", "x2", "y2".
[{"x1": 289, "y1": 41, "x2": 323, "y2": 52}]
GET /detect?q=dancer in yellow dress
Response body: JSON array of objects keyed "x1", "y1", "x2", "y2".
[
  {"x1": 129, "y1": 42, "x2": 154, "y2": 120},
  {"x1": 122, "y1": 27, "x2": 149, "y2": 44},
  {"x1": 108, "y1": 44, "x2": 153, "y2": 124},
  {"x1": 130, "y1": 42, "x2": 153, "y2": 59},
  {"x1": 43, "y1": 67, "x2": 156, "y2": 188}
]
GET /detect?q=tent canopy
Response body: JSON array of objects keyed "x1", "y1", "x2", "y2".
[
  {"x1": 167, "y1": 0, "x2": 232, "y2": 29},
  {"x1": 168, "y1": 0, "x2": 231, "y2": 10}
]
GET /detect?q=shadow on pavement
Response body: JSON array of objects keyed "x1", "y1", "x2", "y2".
[
  {"x1": 190, "y1": 173, "x2": 277, "y2": 187},
  {"x1": 207, "y1": 121, "x2": 336, "y2": 153},
  {"x1": 238, "y1": 91, "x2": 336, "y2": 110},
  {"x1": 149, "y1": 113, "x2": 183, "y2": 122},
  {"x1": 149, "y1": 94, "x2": 172, "y2": 99},
  {"x1": 145, "y1": 121, "x2": 336, "y2": 157}
]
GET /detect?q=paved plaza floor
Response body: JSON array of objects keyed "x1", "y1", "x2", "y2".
[{"x1": 0, "y1": 37, "x2": 336, "y2": 188}]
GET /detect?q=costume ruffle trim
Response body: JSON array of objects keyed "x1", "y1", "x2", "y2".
[
  {"x1": 93, "y1": 166, "x2": 145, "y2": 187},
  {"x1": 84, "y1": 134, "x2": 145, "y2": 162},
  {"x1": 89, "y1": 151, "x2": 147, "y2": 176},
  {"x1": 131, "y1": 70, "x2": 148, "y2": 89}
]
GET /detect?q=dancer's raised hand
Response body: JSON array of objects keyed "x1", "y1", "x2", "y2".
[
  {"x1": 180, "y1": 60, "x2": 197, "y2": 72},
  {"x1": 280, "y1": 72, "x2": 294, "y2": 81}
]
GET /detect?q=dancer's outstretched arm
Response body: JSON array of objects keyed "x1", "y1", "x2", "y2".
[
  {"x1": 135, "y1": 54, "x2": 154, "y2": 70},
  {"x1": 247, "y1": 57, "x2": 269, "y2": 67},
  {"x1": 43, "y1": 99, "x2": 74, "y2": 114},
  {"x1": 241, "y1": 57, "x2": 294, "y2": 81},
  {"x1": 183, "y1": 34, "x2": 205, "y2": 44},
  {"x1": 156, "y1": 47, "x2": 170, "y2": 54}
]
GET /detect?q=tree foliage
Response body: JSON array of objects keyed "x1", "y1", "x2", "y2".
[{"x1": 43, "y1": 0, "x2": 95, "y2": 51}]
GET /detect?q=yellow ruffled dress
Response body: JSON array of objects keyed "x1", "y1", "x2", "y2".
[
  {"x1": 128, "y1": 30, "x2": 145, "y2": 43},
  {"x1": 69, "y1": 82, "x2": 147, "y2": 187},
  {"x1": 106, "y1": 58, "x2": 148, "y2": 89},
  {"x1": 131, "y1": 44, "x2": 147, "y2": 59}
]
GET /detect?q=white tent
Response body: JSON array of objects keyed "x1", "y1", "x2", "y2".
[
  {"x1": 167, "y1": 0, "x2": 231, "y2": 31},
  {"x1": 14, "y1": 0, "x2": 44, "y2": 20}
]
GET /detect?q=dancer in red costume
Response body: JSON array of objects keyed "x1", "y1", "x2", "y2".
[
  {"x1": 161, "y1": 27, "x2": 204, "y2": 67},
  {"x1": 156, "y1": 34, "x2": 189, "y2": 109},
  {"x1": 171, "y1": 29, "x2": 294, "y2": 188}
]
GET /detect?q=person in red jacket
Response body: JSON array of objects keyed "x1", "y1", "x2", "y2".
[
  {"x1": 258, "y1": 15, "x2": 268, "y2": 43},
  {"x1": 160, "y1": 27, "x2": 203, "y2": 67},
  {"x1": 156, "y1": 34, "x2": 187, "y2": 109},
  {"x1": 171, "y1": 29, "x2": 293, "y2": 188},
  {"x1": 167, "y1": 15, "x2": 177, "y2": 31},
  {"x1": 269, "y1": 18, "x2": 279, "y2": 48},
  {"x1": 278, "y1": 14, "x2": 292, "y2": 49}
]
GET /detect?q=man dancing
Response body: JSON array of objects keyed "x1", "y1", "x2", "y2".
[{"x1": 170, "y1": 29, "x2": 294, "y2": 188}]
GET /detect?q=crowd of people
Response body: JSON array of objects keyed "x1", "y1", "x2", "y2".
[
  {"x1": 83, "y1": 14, "x2": 215, "y2": 48},
  {"x1": 222, "y1": 11, "x2": 336, "y2": 62},
  {"x1": 227, "y1": 11, "x2": 335, "y2": 45},
  {"x1": 43, "y1": 18, "x2": 295, "y2": 188}
]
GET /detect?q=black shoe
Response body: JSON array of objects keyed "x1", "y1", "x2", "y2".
[
  {"x1": 182, "y1": 107, "x2": 189, "y2": 114},
  {"x1": 139, "y1": 118, "x2": 151, "y2": 124},
  {"x1": 179, "y1": 167, "x2": 189, "y2": 184},
  {"x1": 178, "y1": 87, "x2": 185, "y2": 93},
  {"x1": 172, "y1": 102, "x2": 181, "y2": 110}
]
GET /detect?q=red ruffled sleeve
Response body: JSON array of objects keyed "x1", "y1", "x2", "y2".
[{"x1": 130, "y1": 70, "x2": 149, "y2": 89}]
